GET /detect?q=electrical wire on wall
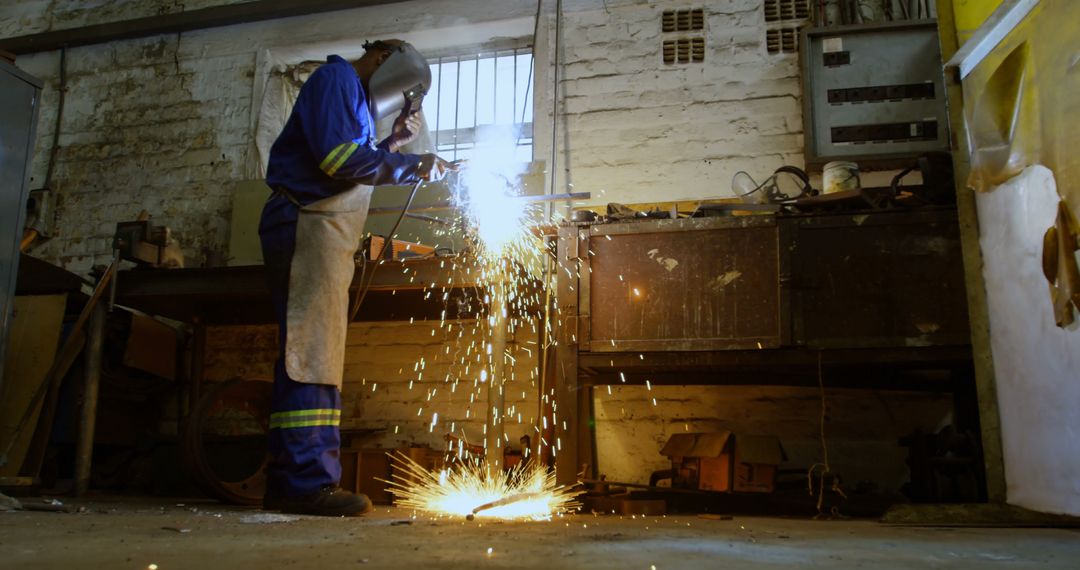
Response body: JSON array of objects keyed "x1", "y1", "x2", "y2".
[
  {"x1": 44, "y1": 47, "x2": 66, "y2": 192},
  {"x1": 23, "y1": 47, "x2": 67, "y2": 253},
  {"x1": 807, "y1": 353, "x2": 848, "y2": 517}
]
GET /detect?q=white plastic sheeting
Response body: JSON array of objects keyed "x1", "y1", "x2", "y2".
[{"x1": 976, "y1": 165, "x2": 1080, "y2": 516}]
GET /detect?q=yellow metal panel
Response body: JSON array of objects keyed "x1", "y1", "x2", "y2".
[
  {"x1": 0, "y1": 294, "x2": 66, "y2": 476},
  {"x1": 227, "y1": 180, "x2": 271, "y2": 266},
  {"x1": 961, "y1": 0, "x2": 1080, "y2": 211},
  {"x1": 953, "y1": 0, "x2": 1006, "y2": 43}
]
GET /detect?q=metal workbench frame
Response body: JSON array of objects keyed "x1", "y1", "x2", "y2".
[{"x1": 552, "y1": 209, "x2": 976, "y2": 486}]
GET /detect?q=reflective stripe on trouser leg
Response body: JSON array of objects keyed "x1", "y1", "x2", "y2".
[
  {"x1": 260, "y1": 221, "x2": 343, "y2": 497},
  {"x1": 266, "y1": 362, "x2": 342, "y2": 496}
]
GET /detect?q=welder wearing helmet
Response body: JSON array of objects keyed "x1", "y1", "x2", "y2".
[{"x1": 259, "y1": 39, "x2": 455, "y2": 516}]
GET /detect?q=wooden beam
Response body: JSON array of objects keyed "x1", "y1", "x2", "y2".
[
  {"x1": 0, "y1": 0, "x2": 411, "y2": 55},
  {"x1": 935, "y1": 0, "x2": 1008, "y2": 503}
]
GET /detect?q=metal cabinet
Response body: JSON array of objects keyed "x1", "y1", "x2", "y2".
[
  {"x1": 0, "y1": 60, "x2": 43, "y2": 392},
  {"x1": 801, "y1": 21, "x2": 951, "y2": 169}
]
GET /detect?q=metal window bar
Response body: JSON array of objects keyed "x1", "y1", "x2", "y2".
[
  {"x1": 513, "y1": 48, "x2": 518, "y2": 129},
  {"x1": 434, "y1": 56, "x2": 442, "y2": 150},
  {"x1": 453, "y1": 55, "x2": 461, "y2": 161},
  {"x1": 473, "y1": 52, "x2": 480, "y2": 156}
]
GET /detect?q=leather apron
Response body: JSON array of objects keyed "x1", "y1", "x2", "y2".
[{"x1": 285, "y1": 184, "x2": 372, "y2": 389}]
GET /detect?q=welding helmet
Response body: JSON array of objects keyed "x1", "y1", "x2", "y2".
[{"x1": 365, "y1": 40, "x2": 431, "y2": 121}]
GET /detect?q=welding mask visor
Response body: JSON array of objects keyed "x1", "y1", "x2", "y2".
[{"x1": 365, "y1": 41, "x2": 431, "y2": 121}]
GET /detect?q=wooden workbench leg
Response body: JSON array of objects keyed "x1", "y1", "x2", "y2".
[
  {"x1": 554, "y1": 226, "x2": 582, "y2": 487},
  {"x1": 578, "y1": 385, "x2": 596, "y2": 481},
  {"x1": 74, "y1": 303, "x2": 105, "y2": 497},
  {"x1": 554, "y1": 323, "x2": 578, "y2": 487}
]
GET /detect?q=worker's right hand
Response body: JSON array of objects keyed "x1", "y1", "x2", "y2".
[{"x1": 418, "y1": 154, "x2": 459, "y2": 182}]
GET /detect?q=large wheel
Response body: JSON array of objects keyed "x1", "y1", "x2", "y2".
[{"x1": 182, "y1": 378, "x2": 272, "y2": 505}]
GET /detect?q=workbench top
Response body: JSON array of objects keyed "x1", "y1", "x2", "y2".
[{"x1": 112, "y1": 255, "x2": 515, "y2": 325}]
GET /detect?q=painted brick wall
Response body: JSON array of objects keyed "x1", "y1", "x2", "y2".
[
  {"x1": 553, "y1": 0, "x2": 804, "y2": 205},
  {"x1": 595, "y1": 385, "x2": 952, "y2": 492},
  {"x1": 204, "y1": 320, "x2": 540, "y2": 453},
  {"x1": 2, "y1": 0, "x2": 953, "y2": 490}
]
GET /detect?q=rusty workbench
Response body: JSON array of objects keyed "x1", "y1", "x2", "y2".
[{"x1": 553, "y1": 207, "x2": 975, "y2": 485}]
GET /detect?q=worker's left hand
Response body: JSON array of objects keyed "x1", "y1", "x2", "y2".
[{"x1": 389, "y1": 109, "x2": 422, "y2": 152}]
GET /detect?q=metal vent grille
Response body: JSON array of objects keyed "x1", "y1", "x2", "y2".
[
  {"x1": 663, "y1": 38, "x2": 705, "y2": 64},
  {"x1": 766, "y1": 28, "x2": 799, "y2": 55},
  {"x1": 764, "y1": 0, "x2": 810, "y2": 23},
  {"x1": 662, "y1": 8, "x2": 705, "y2": 32}
]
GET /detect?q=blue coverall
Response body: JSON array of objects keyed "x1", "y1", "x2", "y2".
[{"x1": 260, "y1": 54, "x2": 423, "y2": 497}]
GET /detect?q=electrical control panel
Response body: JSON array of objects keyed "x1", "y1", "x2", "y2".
[{"x1": 800, "y1": 20, "x2": 950, "y2": 170}]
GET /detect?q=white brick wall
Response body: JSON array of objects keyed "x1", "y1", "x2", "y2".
[
  {"x1": 550, "y1": 0, "x2": 805, "y2": 205},
  {"x1": 205, "y1": 319, "x2": 540, "y2": 453},
  {"x1": 595, "y1": 385, "x2": 951, "y2": 491}
]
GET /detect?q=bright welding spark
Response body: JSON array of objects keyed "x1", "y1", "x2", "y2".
[
  {"x1": 453, "y1": 126, "x2": 531, "y2": 259},
  {"x1": 385, "y1": 452, "x2": 578, "y2": 521}
]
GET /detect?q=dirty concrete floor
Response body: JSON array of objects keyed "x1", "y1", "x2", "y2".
[{"x1": 1, "y1": 497, "x2": 1079, "y2": 569}]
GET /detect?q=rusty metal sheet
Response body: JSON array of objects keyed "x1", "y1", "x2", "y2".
[
  {"x1": 587, "y1": 220, "x2": 782, "y2": 351},
  {"x1": 792, "y1": 210, "x2": 971, "y2": 348}
]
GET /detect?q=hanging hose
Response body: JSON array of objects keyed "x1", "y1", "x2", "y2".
[{"x1": 348, "y1": 178, "x2": 425, "y2": 321}]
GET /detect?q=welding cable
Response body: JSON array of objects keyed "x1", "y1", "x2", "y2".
[{"x1": 348, "y1": 177, "x2": 425, "y2": 321}]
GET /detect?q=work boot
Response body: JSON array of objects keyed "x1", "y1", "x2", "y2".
[{"x1": 265, "y1": 486, "x2": 373, "y2": 517}]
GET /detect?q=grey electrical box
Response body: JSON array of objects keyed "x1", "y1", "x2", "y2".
[
  {"x1": 1, "y1": 59, "x2": 43, "y2": 393},
  {"x1": 800, "y1": 20, "x2": 949, "y2": 170}
]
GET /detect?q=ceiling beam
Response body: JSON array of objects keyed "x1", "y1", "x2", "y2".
[{"x1": 0, "y1": 0, "x2": 412, "y2": 55}]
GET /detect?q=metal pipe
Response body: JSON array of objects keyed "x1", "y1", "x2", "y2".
[
  {"x1": 548, "y1": 0, "x2": 563, "y2": 203},
  {"x1": 434, "y1": 57, "x2": 443, "y2": 150},
  {"x1": 74, "y1": 303, "x2": 105, "y2": 497},
  {"x1": 453, "y1": 55, "x2": 461, "y2": 161},
  {"x1": 366, "y1": 191, "x2": 590, "y2": 216},
  {"x1": 578, "y1": 478, "x2": 712, "y2": 496}
]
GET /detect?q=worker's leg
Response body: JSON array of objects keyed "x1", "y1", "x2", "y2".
[
  {"x1": 267, "y1": 363, "x2": 342, "y2": 495},
  {"x1": 259, "y1": 220, "x2": 342, "y2": 497}
]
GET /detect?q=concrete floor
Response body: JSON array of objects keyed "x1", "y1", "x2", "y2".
[{"x1": 1, "y1": 497, "x2": 1079, "y2": 569}]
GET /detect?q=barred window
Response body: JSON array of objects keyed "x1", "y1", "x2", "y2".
[{"x1": 427, "y1": 49, "x2": 534, "y2": 162}]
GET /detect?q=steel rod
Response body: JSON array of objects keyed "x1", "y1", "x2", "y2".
[
  {"x1": 453, "y1": 55, "x2": 461, "y2": 160},
  {"x1": 365, "y1": 192, "x2": 589, "y2": 215}
]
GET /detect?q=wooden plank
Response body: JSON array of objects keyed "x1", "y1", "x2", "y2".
[
  {"x1": 17, "y1": 262, "x2": 114, "y2": 477},
  {"x1": 0, "y1": 295, "x2": 66, "y2": 476},
  {"x1": 0, "y1": 0, "x2": 411, "y2": 55},
  {"x1": 935, "y1": 1, "x2": 1007, "y2": 503}
]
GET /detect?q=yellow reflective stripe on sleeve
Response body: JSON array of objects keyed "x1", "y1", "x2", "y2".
[
  {"x1": 324, "y1": 142, "x2": 359, "y2": 176},
  {"x1": 319, "y1": 143, "x2": 352, "y2": 173}
]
